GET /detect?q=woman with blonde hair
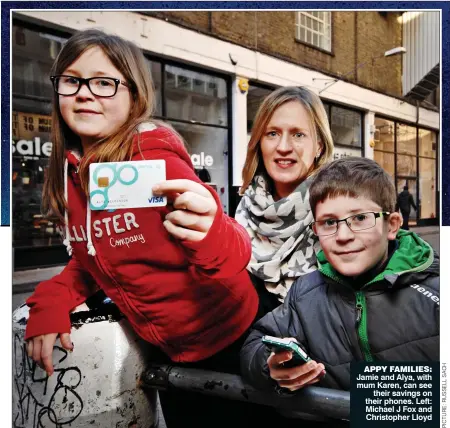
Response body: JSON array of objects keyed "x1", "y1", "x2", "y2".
[{"x1": 236, "y1": 86, "x2": 334, "y2": 313}]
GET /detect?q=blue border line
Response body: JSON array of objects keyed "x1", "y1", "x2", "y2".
[
  {"x1": 1, "y1": 1, "x2": 448, "y2": 225},
  {"x1": 1, "y1": 6, "x2": 11, "y2": 226},
  {"x1": 1, "y1": 1, "x2": 450, "y2": 9},
  {"x1": 442, "y1": 5, "x2": 450, "y2": 225}
]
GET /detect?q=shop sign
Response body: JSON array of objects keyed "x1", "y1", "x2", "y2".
[
  {"x1": 12, "y1": 138, "x2": 53, "y2": 158},
  {"x1": 190, "y1": 152, "x2": 214, "y2": 167},
  {"x1": 13, "y1": 111, "x2": 52, "y2": 140},
  {"x1": 12, "y1": 111, "x2": 53, "y2": 158}
]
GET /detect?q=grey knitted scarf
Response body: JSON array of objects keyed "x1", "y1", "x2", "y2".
[{"x1": 235, "y1": 175, "x2": 320, "y2": 302}]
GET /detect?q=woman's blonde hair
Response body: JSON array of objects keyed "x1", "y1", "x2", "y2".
[
  {"x1": 239, "y1": 86, "x2": 334, "y2": 195},
  {"x1": 43, "y1": 29, "x2": 160, "y2": 223}
]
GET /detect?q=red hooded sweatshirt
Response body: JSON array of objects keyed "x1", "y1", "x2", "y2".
[{"x1": 25, "y1": 123, "x2": 258, "y2": 362}]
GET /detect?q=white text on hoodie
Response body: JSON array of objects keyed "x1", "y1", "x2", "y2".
[{"x1": 68, "y1": 212, "x2": 145, "y2": 249}]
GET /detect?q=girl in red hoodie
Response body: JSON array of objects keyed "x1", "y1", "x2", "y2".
[{"x1": 24, "y1": 29, "x2": 259, "y2": 427}]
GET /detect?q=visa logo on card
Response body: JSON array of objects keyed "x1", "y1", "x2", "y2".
[{"x1": 89, "y1": 160, "x2": 167, "y2": 210}]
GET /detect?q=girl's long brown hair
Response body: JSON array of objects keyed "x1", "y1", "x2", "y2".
[
  {"x1": 43, "y1": 29, "x2": 156, "y2": 224},
  {"x1": 239, "y1": 86, "x2": 334, "y2": 195}
]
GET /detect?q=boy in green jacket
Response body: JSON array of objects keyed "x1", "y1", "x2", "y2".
[{"x1": 241, "y1": 157, "x2": 439, "y2": 392}]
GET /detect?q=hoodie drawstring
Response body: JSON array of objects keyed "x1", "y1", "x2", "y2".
[
  {"x1": 86, "y1": 204, "x2": 96, "y2": 256},
  {"x1": 62, "y1": 159, "x2": 73, "y2": 256},
  {"x1": 63, "y1": 156, "x2": 97, "y2": 257}
]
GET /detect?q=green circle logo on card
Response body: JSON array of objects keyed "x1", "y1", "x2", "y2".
[{"x1": 89, "y1": 164, "x2": 139, "y2": 210}]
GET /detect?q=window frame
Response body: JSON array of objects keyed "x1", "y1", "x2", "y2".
[
  {"x1": 374, "y1": 114, "x2": 439, "y2": 225},
  {"x1": 12, "y1": 18, "x2": 71, "y2": 113},
  {"x1": 295, "y1": 11, "x2": 333, "y2": 55},
  {"x1": 327, "y1": 103, "x2": 364, "y2": 151}
]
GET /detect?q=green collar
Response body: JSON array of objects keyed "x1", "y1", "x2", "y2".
[{"x1": 317, "y1": 229, "x2": 434, "y2": 288}]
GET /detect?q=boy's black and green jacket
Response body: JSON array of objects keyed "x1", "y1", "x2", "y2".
[{"x1": 240, "y1": 230, "x2": 439, "y2": 391}]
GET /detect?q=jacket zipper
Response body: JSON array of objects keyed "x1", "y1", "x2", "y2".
[
  {"x1": 316, "y1": 268, "x2": 374, "y2": 361},
  {"x1": 355, "y1": 291, "x2": 374, "y2": 362}
]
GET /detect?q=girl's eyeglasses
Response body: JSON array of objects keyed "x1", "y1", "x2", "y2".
[{"x1": 50, "y1": 75, "x2": 130, "y2": 98}]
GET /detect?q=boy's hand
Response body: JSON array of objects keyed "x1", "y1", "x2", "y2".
[
  {"x1": 152, "y1": 179, "x2": 217, "y2": 242},
  {"x1": 267, "y1": 350, "x2": 325, "y2": 391},
  {"x1": 26, "y1": 333, "x2": 73, "y2": 376}
]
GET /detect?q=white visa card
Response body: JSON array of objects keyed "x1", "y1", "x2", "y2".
[{"x1": 89, "y1": 160, "x2": 167, "y2": 210}]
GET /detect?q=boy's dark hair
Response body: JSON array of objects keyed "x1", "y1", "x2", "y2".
[{"x1": 309, "y1": 157, "x2": 396, "y2": 217}]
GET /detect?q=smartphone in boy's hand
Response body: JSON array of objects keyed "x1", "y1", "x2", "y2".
[
  {"x1": 263, "y1": 336, "x2": 326, "y2": 390},
  {"x1": 262, "y1": 335, "x2": 310, "y2": 368}
]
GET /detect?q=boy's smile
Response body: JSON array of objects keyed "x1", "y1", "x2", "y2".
[{"x1": 315, "y1": 195, "x2": 401, "y2": 278}]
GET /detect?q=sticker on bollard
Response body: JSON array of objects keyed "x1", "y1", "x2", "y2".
[{"x1": 351, "y1": 361, "x2": 439, "y2": 427}]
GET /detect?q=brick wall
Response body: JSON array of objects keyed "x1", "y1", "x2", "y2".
[
  {"x1": 354, "y1": 12, "x2": 402, "y2": 96},
  {"x1": 150, "y1": 11, "x2": 210, "y2": 32},
  {"x1": 147, "y1": 11, "x2": 403, "y2": 97}
]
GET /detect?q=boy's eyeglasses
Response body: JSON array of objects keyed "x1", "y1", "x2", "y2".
[
  {"x1": 50, "y1": 75, "x2": 130, "y2": 98},
  {"x1": 310, "y1": 212, "x2": 391, "y2": 237}
]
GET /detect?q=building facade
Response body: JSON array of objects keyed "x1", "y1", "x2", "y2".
[{"x1": 11, "y1": 10, "x2": 440, "y2": 270}]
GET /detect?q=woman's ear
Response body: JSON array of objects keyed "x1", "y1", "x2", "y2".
[
  {"x1": 316, "y1": 141, "x2": 323, "y2": 159},
  {"x1": 387, "y1": 212, "x2": 402, "y2": 240}
]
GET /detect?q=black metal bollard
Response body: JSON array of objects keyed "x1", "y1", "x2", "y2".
[{"x1": 140, "y1": 364, "x2": 350, "y2": 421}]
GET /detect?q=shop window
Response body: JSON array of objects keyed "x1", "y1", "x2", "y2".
[
  {"x1": 164, "y1": 65, "x2": 227, "y2": 126},
  {"x1": 374, "y1": 117, "x2": 395, "y2": 152},
  {"x1": 396, "y1": 178, "x2": 417, "y2": 224},
  {"x1": 419, "y1": 129, "x2": 436, "y2": 158},
  {"x1": 169, "y1": 121, "x2": 229, "y2": 213},
  {"x1": 166, "y1": 93, "x2": 185, "y2": 119},
  {"x1": 148, "y1": 59, "x2": 162, "y2": 115},
  {"x1": 396, "y1": 123, "x2": 417, "y2": 156},
  {"x1": 12, "y1": 111, "x2": 57, "y2": 250},
  {"x1": 191, "y1": 99, "x2": 210, "y2": 123},
  {"x1": 418, "y1": 129, "x2": 437, "y2": 220},
  {"x1": 375, "y1": 116, "x2": 438, "y2": 222},
  {"x1": 397, "y1": 154, "x2": 417, "y2": 176},
  {"x1": 396, "y1": 123, "x2": 417, "y2": 179},
  {"x1": 12, "y1": 24, "x2": 68, "y2": 258},
  {"x1": 330, "y1": 105, "x2": 362, "y2": 148},
  {"x1": 163, "y1": 67, "x2": 230, "y2": 214},
  {"x1": 322, "y1": 102, "x2": 331, "y2": 121},
  {"x1": 419, "y1": 158, "x2": 437, "y2": 219},
  {"x1": 295, "y1": 11, "x2": 332, "y2": 52},
  {"x1": 374, "y1": 151, "x2": 395, "y2": 178},
  {"x1": 374, "y1": 117, "x2": 395, "y2": 179},
  {"x1": 12, "y1": 24, "x2": 65, "y2": 100}
]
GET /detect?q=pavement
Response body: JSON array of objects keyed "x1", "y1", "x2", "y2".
[
  {"x1": 409, "y1": 225, "x2": 439, "y2": 236},
  {"x1": 409, "y1": 225, "x2": 439, "y2": 255}
]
